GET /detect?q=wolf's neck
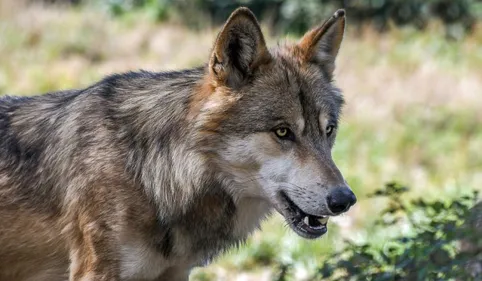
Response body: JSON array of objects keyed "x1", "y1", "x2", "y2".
[{"x1": 113, "y1": 67, "x2": 217, "y2": 217}]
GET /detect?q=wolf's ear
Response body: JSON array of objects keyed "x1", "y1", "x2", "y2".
[
  {"x1": 209, "y1": 7, "x2": 271, "y2": 88},
  {"x1": 297, "y1": 9, "x2": 345, "y2": 77}
]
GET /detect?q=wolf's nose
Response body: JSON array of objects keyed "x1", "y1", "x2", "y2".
[{"x1": 327, "y1": 187, "x2": 357, "y2": 214}]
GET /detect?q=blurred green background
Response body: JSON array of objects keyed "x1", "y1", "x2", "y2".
[{"x1": 1, "y1": 0, "x2": 481, "y2": 280}]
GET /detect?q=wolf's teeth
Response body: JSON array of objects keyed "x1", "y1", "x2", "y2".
[
  {"x1": 318, "y1": 216, "x2": 329, "y2": 225},
  {"x1": 303, "y1": 216, "x2": 309, "y2": 225}
]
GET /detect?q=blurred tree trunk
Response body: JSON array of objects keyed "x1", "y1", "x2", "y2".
[{"x1": 29, "y1": 0, "x2": 81, "y2": 5}]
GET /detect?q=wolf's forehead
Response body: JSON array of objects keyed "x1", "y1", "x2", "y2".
[{"x1": 267, "y1": 56, "x2": 343, "y2": 119}]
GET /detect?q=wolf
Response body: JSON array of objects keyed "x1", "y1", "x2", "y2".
[{"x1": 0, "y1": 7, "x2": 356, "y2": 281}]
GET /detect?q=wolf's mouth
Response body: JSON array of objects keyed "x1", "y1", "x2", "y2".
[{"x1": 278, "y1": 191, "x2": 329, "y2": 239}]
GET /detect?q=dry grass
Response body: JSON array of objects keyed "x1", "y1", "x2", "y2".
[{"x1": 1, "y1": 2, "x2": 481, "y2": 280}]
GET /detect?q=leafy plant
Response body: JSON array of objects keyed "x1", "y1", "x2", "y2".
[{"x1": 273, "y1": 183, "x2": 481, "y2": 281}]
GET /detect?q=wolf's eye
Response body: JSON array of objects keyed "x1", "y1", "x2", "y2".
[
  {"x1": 274, "y1": 128, "x2": 295, "y2": 141},
  {"x1": 326, "y1": 125, "x2": 335, "y2": 137}
]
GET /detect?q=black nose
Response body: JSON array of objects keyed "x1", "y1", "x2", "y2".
[{"x1": 327, "y1": 187, "x2": 357, "y2": 214}]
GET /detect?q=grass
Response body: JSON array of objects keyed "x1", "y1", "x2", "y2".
[{"x1": 1, "y1": 2, "x2": 481, "y2": 280}]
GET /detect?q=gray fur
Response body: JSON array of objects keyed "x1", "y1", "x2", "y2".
[{"x1": 0, "y1": 7, "x2": 354, "y2": 281}]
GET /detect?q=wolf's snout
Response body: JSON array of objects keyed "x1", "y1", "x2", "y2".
[{"x1": 327, "y1": 187, "x2": 357, "y2": 214}]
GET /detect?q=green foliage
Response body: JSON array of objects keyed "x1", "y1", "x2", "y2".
[
  {"x1": 273, "y1": 183, "x2": 481, "y2": 281},
  {"x1": 105, "y1": 0, "x2": 170, "y2": 21},
  {"x1": 99, "y1": 0, "x2": 481, "y2": 36}
]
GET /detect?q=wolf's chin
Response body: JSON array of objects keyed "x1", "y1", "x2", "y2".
[{"x1": 275, "y1": 191, "x2": 329, "y2": 239}]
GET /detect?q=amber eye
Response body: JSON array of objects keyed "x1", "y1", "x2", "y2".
[
  {"x1": 276, "y1": 128, "x2": 288, "y2": 137},
  {"x1": 326, "y1": 125, "x2": 335, "y2": 137},
  {"x1": 274, "y1": 127, "x2": 295, "y2": 141}
]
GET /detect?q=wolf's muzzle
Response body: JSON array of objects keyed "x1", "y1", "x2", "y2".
[{"x1": 327, "y1": 186, "x2": 357, "y2": 214}]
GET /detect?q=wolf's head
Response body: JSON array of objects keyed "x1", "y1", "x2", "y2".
[{"x1": 192, "y1": 7, "x2": 356, "y2": 239}]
